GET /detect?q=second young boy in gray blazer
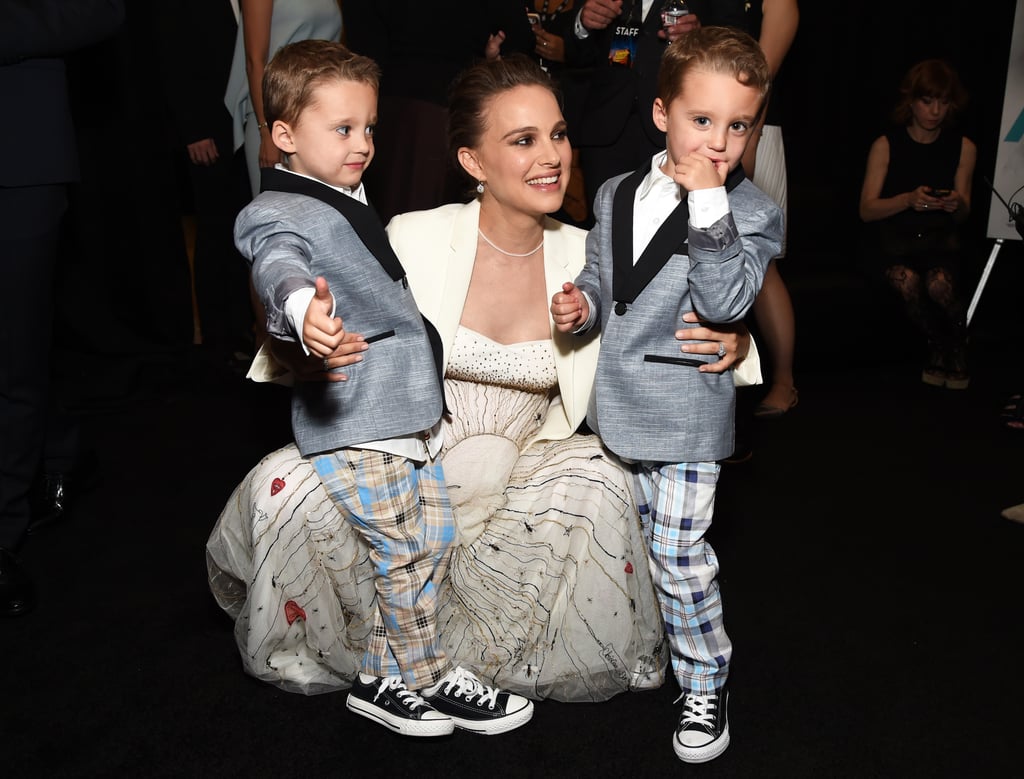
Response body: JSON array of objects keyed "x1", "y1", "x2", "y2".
[{"x1": 552, "y1": 27, "x2": 783, "y2": 764}]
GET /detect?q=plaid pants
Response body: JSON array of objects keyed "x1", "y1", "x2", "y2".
[
  {"x1": 632, "y1": 460, "x2": 731, "y2": 696},
  {"x1": 313, "y1": 448, "x2": 454, "y2": 689}
]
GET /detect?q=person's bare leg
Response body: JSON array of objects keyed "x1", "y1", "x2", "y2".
[{"x1": 753, "y1": 260, "x2": 798, "y2": 415}]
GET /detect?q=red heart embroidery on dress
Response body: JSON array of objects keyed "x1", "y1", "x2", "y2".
[
  {"x1": 271, "y1": 477, "x2": 285, "y2": 496},
  {"x1": 624, "y1": 562, "x2": 634, "y2": 574},
  {"x1": 284, "y1": 600, "x2": 306, "y2": 625}
]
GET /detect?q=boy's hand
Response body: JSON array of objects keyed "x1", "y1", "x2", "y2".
[
  {"x1": 302, "y1": 276, "x2": 345, "y2": 356},
  {"x1": 551, "y1": 282, "x2": 589, "y2": 332},
  {"x1": 673, "y1": 152, "x2": 728, "y2": 190}
]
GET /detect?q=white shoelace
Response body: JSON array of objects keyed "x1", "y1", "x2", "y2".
[
  {"x1": 373, "y1": 675, "x2": 430, "y2": 710},
  {"x1": 436, "y1": 666, "x2": 500, "y2": 709},
  {"x1": 680, "y1": 693, "x2": 718, "y2": 727}
]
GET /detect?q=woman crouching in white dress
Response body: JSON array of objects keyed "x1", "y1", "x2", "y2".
[{"x1": 207, "y1": 54, "x2": 761, "y2": 701}]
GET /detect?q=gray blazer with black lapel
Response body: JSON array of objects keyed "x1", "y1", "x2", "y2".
[
  {"x1": 575, "y1": 163, "x2": 784, "y2": 464},
  {"x1": 235, "y1": 169, "x2": 444, "y2": 457}
]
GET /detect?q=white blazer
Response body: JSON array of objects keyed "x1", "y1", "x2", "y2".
[{"x1": 388, "y1": 199, "x2": 599, "y2": 445}]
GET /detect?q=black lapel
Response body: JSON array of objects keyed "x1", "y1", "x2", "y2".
[
  {"x1": 612, "y1": 164, "x2": 747, "y2": 305},
  {"x1": 723, "y1": 164, "x2": 746, "y2": 192},
  {"x1": 260, "y1": 167, "x2": 406, "y2": 282},
  {"x1": 611, "y1": 164, "x2": 651, "y2": 304}
]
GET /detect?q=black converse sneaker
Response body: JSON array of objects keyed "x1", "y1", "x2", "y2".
[
  {"x1": 673, "y1": 687, "x2": 730, "y2": 763},
  {"x1": 421, "y1": 666, "x2": 534, "y2": 735},
  {"x1": 346, "y1": 674, "x2": 454, "y2": 737}
]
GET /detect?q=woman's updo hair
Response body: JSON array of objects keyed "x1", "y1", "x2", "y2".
[{"x1": 446, "y1": 53, "x2": 562, "y2": 193}]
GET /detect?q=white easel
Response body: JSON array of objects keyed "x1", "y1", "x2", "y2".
[{"x1": 966, "y1": 238, "x2": 1004, "y2": 327}]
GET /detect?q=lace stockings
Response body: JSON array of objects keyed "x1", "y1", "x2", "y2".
[{"x1": 885, "y1": 264, "x2": 968, "y2": 387}]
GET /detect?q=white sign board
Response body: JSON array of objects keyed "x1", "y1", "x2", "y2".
[{"x1": 987, "y1": 0, "x2": 1024, "y2": 240}]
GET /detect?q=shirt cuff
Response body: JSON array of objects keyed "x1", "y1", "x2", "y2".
[
  {"x1": 574, "y1": 10, "x2": 590, "y2": 39},
  {"x1": 573, "y1": 289, "x2": 598, "y2": 333},
  {"x1": 688, "y1": 186, "x2": 729, "y2": 228}
]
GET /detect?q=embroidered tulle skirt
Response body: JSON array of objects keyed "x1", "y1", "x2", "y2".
[{"x1": 207, "y1": 337, "x2": 666, "y2": 701}]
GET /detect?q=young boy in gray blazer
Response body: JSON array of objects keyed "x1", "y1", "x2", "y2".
[
  {"x1": 551, "y1": 26, "x2": 784, "y2": 763},
  {"x1": 234, "y1": 39, "x2": 532, "y2": 738}
]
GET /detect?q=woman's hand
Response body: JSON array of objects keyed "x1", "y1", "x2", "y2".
[
  {"x1": 533, "y1": 29, "x2": 566, "y2": 63},
  {"x1": 935, "y1": 189, "x2": 961, "y2": 213},
  {"x1": 908, "y1": 185, "x2": 947, "y2": 213},
  {"x1": 268, "y1": 331, "x2": 367, "y2": 383},
  {"x1": 676, "y1": 312, "x2": 750, "y2": 373},
  {"x1": 257, "y1": 130, "x2": 280, "y2": 169}
]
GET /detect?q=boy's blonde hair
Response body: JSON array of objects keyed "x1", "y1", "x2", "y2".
[
  {"x1": 263, "y1": 39, "x2": 381, "y2": 127},
  {"x1": 657, "y1": 26, "x2": 771, "y2": 121}
]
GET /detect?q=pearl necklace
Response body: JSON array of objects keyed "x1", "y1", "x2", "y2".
[{"x1": 477, "y1": 228, "x2": 545, "y2": 257}]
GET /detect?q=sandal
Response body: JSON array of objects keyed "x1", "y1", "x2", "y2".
[
  {"x1": 1001, "y1": 394, "x2": 1024, "y2": 431},
  {"x1": 754, "y1": 386, "x2": 798, "y2": 419}
]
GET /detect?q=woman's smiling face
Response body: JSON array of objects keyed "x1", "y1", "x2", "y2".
[{"x1": 466, "y1": 84, "x2": 571, "y2": 216}]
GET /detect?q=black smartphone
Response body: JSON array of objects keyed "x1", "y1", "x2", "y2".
[{"x1": 928, "y1": 188, "x2": 951, "y2": 197}]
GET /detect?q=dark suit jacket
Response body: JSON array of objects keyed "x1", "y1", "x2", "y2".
[
  {"x1": 572, "y1": 5, "x2": 666, "y2": 149},
  {"x1": 155, "y1": 0, "x2": 237, "y2": 148},
  {"x1": 344, "y1": 0, "x2": 535, "y2": 105},
  {"x1": 0, "y1": 0, "x2": 124, "y2": 187}
]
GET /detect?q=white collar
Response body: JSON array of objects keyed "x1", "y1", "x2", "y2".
[
  {"x1": 636, "y1": 151, "x2": 681, "y2": 203},
  {"x1": 275, "y1": 164, "x2": 367, "y2": 204}
]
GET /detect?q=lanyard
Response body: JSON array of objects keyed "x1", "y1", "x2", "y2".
[{"x1": 539, "y1": 0, "x2": 572, "y2": 22}]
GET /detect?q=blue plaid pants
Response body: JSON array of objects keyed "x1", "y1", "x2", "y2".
[
  {"x1": 632, "y1": 460, "x2": 731, "y2": 695},
  {"x1": 313, "y1": 448, "x2": 455, "y2": 689}
]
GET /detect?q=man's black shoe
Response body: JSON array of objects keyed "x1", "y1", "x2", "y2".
[
  {"x1": 29, "y1": 471, "x2": 68, "y2": 533},
  {"x1": 29, "y1": 450, "x2": 99, "y2": 534},
  {"x1": 0, "y1": 547, "x2": 35, "y2": 617}
]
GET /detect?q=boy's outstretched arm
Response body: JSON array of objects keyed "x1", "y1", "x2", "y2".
[
  {"x1": 302, "y1": 276, "x2": 346, "y2": 357},
  {"x1": 551, "y1": 282, "x2": 590, "y2": 333}
]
